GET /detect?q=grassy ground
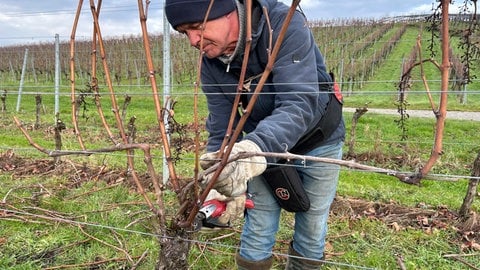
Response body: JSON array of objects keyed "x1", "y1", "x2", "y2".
[{"x1": 1, "y1": 103, "x2": 479, "y2": 269}]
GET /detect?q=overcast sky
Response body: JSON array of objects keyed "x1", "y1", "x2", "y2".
[{"x1": 0, "y1": 0, "x2": 467, "y2": 47}]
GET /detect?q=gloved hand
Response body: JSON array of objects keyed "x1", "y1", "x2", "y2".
[
  {"x1": 205, "y1": 189, "x2": 246, "y2": 226},
  {"x1": 200, "y1": 140, "x2": 267, "y2": 197}
]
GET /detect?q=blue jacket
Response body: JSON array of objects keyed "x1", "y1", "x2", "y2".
[{"x1": 201, "y1": 0, "x2": 345, "y2": 162}]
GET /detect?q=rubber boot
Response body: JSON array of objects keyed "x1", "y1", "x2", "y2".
[
  {"x1": 285, "y1": 242, "x2": 324, "y2": 270},
  {"x1": 236, "y1": 252, "x2": 273, "y2": 270}
]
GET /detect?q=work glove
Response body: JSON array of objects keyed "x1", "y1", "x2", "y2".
[
  {"x1": 205, "y1": 189, "x2": 246, "y2": 226},
  {"x1": 200, "y1": 140, "x2": 267, "y2": 197}
]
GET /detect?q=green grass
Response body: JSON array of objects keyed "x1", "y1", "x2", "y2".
[
  {"x1": 1, "y1": 104, "x2": 479, "y2": 269},
  {"x1": 343, "y1": 111, "x2": 479, "y2": 176},
  {"x1": 0, "y1": 174, "x2": 160, "y2": 269},
  {"x1": 327, "y1": 218, "x2": 464, "y2": 270}
]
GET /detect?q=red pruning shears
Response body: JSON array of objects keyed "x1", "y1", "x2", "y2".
[{"x1": 192, "y1": 196, "x2": 254, "y2": 231}]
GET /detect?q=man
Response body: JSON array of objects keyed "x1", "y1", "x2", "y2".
[{"x1": 165, "y1": 0, "x2": 345, "y2": 269}]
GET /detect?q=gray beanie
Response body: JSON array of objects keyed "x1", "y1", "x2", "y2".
[{"x1": 165, "y1": 0, "x2": 236, "y2": 29}]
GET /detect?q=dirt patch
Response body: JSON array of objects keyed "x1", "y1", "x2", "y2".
[
  {"x1": 331, "y1": 196, "x2": 479, "y2": 238},
  {"x1": 0, "y1": 149, "x2": 148, "y2": 189}
]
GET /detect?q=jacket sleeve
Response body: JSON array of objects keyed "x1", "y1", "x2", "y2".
[{"x1": 243, "y1": 11, "x2": 332, "y2": 157}]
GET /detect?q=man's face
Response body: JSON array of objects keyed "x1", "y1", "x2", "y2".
[{"x1": 176, "y1": 11, "x2": 238, "y2": 59}]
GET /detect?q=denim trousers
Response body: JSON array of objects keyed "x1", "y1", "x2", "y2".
[{"x1": 239, "y1": 141, "x2": 343, "y2": 261}]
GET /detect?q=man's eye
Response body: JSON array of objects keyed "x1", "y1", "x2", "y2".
[
  {"x1": 177, "y1": 23, "x2": 204, "y2": 35},
  {"x1": 191, "y1": 23, "x2": 204, "y2": 30}
]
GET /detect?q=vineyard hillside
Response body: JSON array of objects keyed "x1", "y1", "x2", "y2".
[{"x1": 1, "y1": 16, "x2": 479, "y2": 111}]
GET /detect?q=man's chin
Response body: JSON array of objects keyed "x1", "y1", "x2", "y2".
[
  {"x1": 201, "y1": 47, "x2": 222, "y2": 58},
  {"x1": 203, "y1": 51, "x2": 219, "y2": 59}
]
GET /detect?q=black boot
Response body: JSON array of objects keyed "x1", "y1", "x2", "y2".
[
  {"x1": 285, "y1": 242, "x2": 324, "y2": 270},
  {"x1": 236, "y1": 252, "x2": 273, "y2": 270}
]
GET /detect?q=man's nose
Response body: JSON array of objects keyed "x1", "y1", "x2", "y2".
[{"x1": 186, "y1": 30, "x2": 202, "y2": 49}]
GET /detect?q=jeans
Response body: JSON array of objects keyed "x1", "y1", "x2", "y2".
[{"x1": 239, "y1": 141, "x2": 343, "y2": 261}]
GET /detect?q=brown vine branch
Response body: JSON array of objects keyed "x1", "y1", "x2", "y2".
[
  {"x1": 190, "y1": 0, "x2": 217, "y2": 215},
  {"x1": 84, "y1": 1, "x2": 161, "y2": 232},
  {"x1": 417, "y1": 0, "x2": 451, "y2": 182},
  {"x1": 197, "y1": 151, "x2": 418, "y2": 185},
  {"x1": 69, "y1": 0, "x2": 86, "y2": 150},
  {"x1": 444, "y1": 254, "x2": 480, "y2": 270},
  {"x1": 78, "y1": 225, "x2": 134, "y2": 264},
  {"x1": 396, "y1": 1, "x2": 451, "y2": 185},
  {"x1": 88, "y1": 0, "x2": 127, "y2": 143},
  {"x1": 179, "y1": 0, "x2": 302, "y2": 228},
  {"x1": 218, "y1": 0, "x2": 254, "y2": 154},
  {"x1": 13, "y1": 116, "x2": 165, "y2": 224},
  {"x1": 88, "y1": 0, "x2": 119, "y2": 146},
  {"x1": 415, "y1": 35, "x2": 438, "y2": 112},
  {"x1": 136, "y1": 0, "x2": 180, "y2": 194},
  {"x1": 176, "y1": 0, "x2": 254, "y2": 224},
  {"x1": 178, "y1": 0, "x2": 256, "y2": 221}
]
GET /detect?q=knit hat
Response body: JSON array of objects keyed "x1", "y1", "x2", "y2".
[{"x1": 165, "y1": 0, "x2": 236, "y2": 29}]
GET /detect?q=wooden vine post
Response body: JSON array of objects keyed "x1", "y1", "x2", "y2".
[{"x1": 459, "y1": 151, "x2": 480, "y2": 218}]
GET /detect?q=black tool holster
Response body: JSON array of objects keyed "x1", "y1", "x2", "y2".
[{"x1": 262, "y1": 162, "x2": 310, "y2": 212}]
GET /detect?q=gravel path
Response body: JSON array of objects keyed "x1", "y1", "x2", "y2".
[{"x1": 343, "y1": 107, "x2": 480, "y2": 121}]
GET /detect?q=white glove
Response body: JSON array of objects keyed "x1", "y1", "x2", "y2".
[
  {"x1": 205, "y1": 189, "x2": 246, "y2": 226},
  {"x1": 200, "y1": 140, "x2": 267, "y2": 197}
]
